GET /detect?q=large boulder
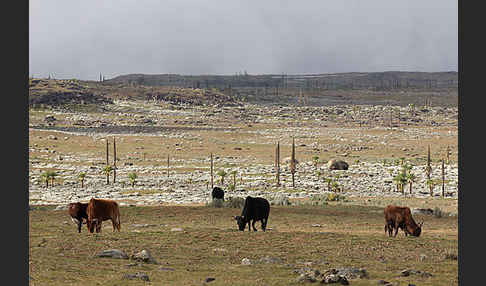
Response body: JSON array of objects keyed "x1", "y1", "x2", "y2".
[
  {"x1": 327, "y1": 159, "x2": 349, "y2": 170},
  {"x1": 283, "y1": 157, "x2": 299, "y2": 165}
]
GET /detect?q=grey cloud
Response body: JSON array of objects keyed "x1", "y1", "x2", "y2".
[{"x1": 29, "y1": 0, "x2": 457, "y2": 80}]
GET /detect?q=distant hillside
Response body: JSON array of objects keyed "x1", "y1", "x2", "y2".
[
  {"x1": 29, "y1": 78, "x2": 113, "y2": 107},
  {"x1": 105, "y1": 71, "x2": 458, "y2": 91},
  {"x1": 29, "y1": 78, "x2": 242, "y2": 108}
]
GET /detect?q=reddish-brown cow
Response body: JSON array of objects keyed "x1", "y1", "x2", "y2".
[
  {"x1": 86, "y1": 198, "x2": 121, "y2": 233},
  {"x1": 384, "y1": 205, "x2": 423, "y2": 237},
  {"x1": 68, "y1": 202, "x2": 89, "y2": 233}
]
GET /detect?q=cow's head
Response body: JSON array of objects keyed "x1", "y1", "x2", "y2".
[
  {"x1": 412, "y1": 221, "x2": 424, "y2": 237},
  {"x1": 68, "y1": 202, "x2": 80, "y2": 215},
  {"x1": 234, "y1": 216, "x2": 246, "y2": 231}
]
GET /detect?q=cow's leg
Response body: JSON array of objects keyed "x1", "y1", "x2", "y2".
[
  {"x1": 394, "y1": 225, "x2": 399, "y2": 237},
  {"x1": 77, "y1": 219, "x2": 82, "y2": 233},
  {"x1": 96, "y1": 221, "x2": 102, "y2": 233},
  {"x1": 386, "y1": 221, "x2": 393, "y2": 237},
  {"x1": 262, "y1": 218, "x2": 267, "y2": 231},
  {"x1": 252, "y1": 220, "x2": 258, "y2": 231},
  {"x1": 247, "y1": 220, "x2": 251, "y2": 232}
]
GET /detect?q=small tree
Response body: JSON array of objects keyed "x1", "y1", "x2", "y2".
[
  {"x1": 426, "y1": 179, "x2": 436, "y2": 197},
  {"x1": 128, "y1": 172, "x2": 137, "y2": 187},
  {"x1": 78, "y1": 172, "x2": 86, "y2": 188},
  {"x1": 41, "y1": 171, "x2": 50, "y2": 188},
  {"x1": 312, "y1": 155, "x2": 319, "y2": 169},
  {"x1": 406, "y1": 172, "x2": 416, "y2": 194},
  {"x1": 47, "y1": 171, "x2": 58, "y2": 187},
  {"x1": 216, "y1": 169, "x2": 227, "y2": 186},
  {"x1": 408, "y1": 103, "x2": 415, "y2": 116},
  {"x1": 103, "y1": 165, "x2": 113, "y2": 185},
  {"x1": 393, "y1": 171, "x2": 407, "y2": 193},
  {"x1": 331, "y1": 181, "x2": 340, "y2": 193},
  {"x1": 230, "y1": 170, "x2": 237, "y2": 191},
  {"x1": 324, "y1": 177, "x2": 333, "y2": 192}
]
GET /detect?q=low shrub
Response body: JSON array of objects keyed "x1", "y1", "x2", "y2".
[
  {"x1": 224, "y1": 197, "x2": 245, "y2": 208},
  {"x1": 206, "y1": 198, "x2": 224, "y2": 208},
  {"x1": 433, "y1": 207, "x2": 445, "y2": 218},
  {"x1": 444, "y1": 250, "x2": 458, "y2": 260},
  {"x1": 206, "y1": 197, "x2": 246, "y2": 209},
  {"x1": 271, "y1": 195, "x2": 291, "y2": 206}
]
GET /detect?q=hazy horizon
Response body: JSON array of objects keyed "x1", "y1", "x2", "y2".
[{"x1": 29, "y1": 1, "x2": 458, "y2": 81}]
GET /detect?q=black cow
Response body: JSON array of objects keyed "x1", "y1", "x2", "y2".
[
  {"x1": 234, "y1": 196, "x2": 270, "y2": 231},
  {"x1": 212, "y1": 187, "x2": 225, "y2": 200}
]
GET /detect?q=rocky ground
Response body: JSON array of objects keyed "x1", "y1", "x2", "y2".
[{"x1": 28, "y1": 98, "x2": 458, "y2": 209}]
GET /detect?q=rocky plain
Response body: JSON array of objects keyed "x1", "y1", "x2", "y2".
[{"x1": 28, "y1": 95, "x2": 458, "y2": 213}]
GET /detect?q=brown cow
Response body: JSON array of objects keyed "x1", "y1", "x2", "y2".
[
  {"x1": 68, "y1": 202, "x2": 89, "y2": 233},
  {"x1": 86, "y1": 198, "x2": 121, "y2": 233},
  {"x1": 384, "y1": 205, "x2": 423, "y2": 237}
]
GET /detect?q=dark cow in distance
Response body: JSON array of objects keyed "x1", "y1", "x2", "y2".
[
  {"x1": 68, "y1": 202, "x2": 89, "y2": 233},
  {"x1": 234, "y1": 196, "x2": 270, "y2": 232},
  {"x1": 384, "y1": 205, "x2": 423, "y2": 237},
  {"x1": 86, "y1": 198, "x2": 121, "y2": 233},
  {"x1": 212, "y1": 187, "x2": 225, "y2": 200}
]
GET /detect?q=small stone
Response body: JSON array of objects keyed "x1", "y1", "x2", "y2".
[
  {"x1": 241, "y1": 258, "x2": 252, "y2": 265},
  {"x1": 171, "y1": 227, "x2": 183, "y2": 232},
  {"x1": 204, "y1": 277, "x2": 216, "y2": 283},
  {"x1": 122, "y1": 272, "x2": 150, "y2": 281},
  {"x1": 95, "y1": 249, "x2": 129, "y2": 259}
]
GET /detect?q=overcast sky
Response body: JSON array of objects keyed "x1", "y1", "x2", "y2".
[{"x1": 29, "y1": 0, "x2": 457, "y2": 80}]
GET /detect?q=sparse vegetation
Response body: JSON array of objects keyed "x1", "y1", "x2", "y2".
[
  {"x1": 78, "y1": 172, "x2": 86, "y2": 188},
  {"x1": 216, "y1": 169, "x2": 227, "y2": 186},
  {"x1": 28, "y1": 74, "x2": 458, "y2": 285},
  {"x1": 128, "y1": 172, "x2": 137, "y2": 187},
  {"x1": 102, "y1": 165, "x2": 113, "y2": 185}
]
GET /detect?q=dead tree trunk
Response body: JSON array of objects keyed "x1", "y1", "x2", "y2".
[
  {"x1": 113, "y1": 137, "x2": 116, "y2": 184},
  {"x1": 210, "y1": 153, "x2": 214, "y2": 189},
  {"x1": 276, "y1": 141, "x2": 280, "y2": 187},
  {"x1": 290, "y1": 137, "x2": 296, "y2": 188},
  {"x1": 106, "y1": 140, "x2": 109, "y2": 165},
  {"x1": 442, "y1": 159, "x2": 445, "y2": 197}
]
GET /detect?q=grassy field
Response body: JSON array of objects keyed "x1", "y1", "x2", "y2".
[{"x1": 29, "y1": 202, "x2": 458, "y2": 285}]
